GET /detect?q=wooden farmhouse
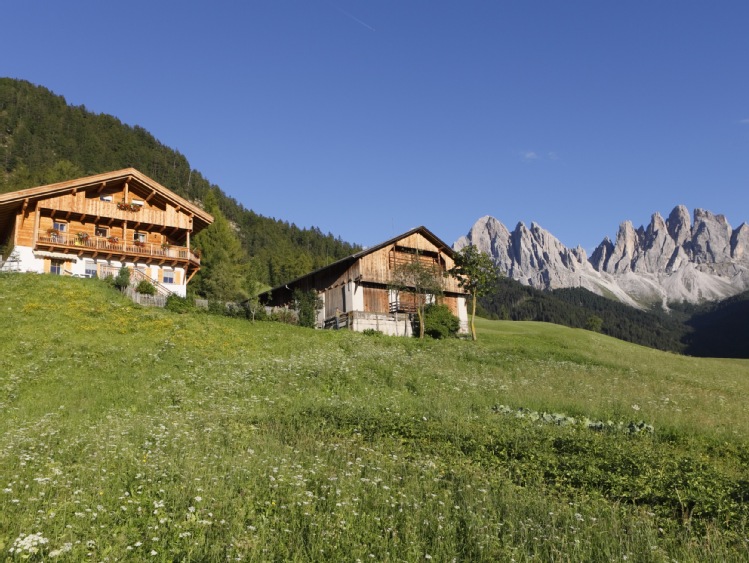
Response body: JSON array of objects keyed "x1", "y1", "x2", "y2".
[
  {"x1": 0, "y1": 168, "x2": 213, "y2": 296},
  {"x1": 260, "y1": 226, "x2": 470, "y2": 336}
]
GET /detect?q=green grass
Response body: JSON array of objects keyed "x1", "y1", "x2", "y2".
[{"x1": 1, "y1": 273, "x2": 748, "y2": 561}]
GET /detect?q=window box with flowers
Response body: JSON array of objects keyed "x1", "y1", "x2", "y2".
[
  {"x1": 77, "y1": 232, "x2": 90, "y2": 243},
  {"x1": 134, "y1": 241, "x2": 146, "y2": 248},
  {"x1": 107, "y1": 236, "x2": 120, "y2": 244},
  {"x1": 117, "y1": 200, "x2": 142, "y2": 212}
]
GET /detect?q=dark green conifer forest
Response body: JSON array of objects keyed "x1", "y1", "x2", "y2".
[
  {"x1": 0, "y1": 78, "x2": 360, "y2": 294},
  {"x1": 478, "y1": 276, "x2": 749, "y2": 358}
]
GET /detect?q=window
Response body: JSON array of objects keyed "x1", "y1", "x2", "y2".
[
  {"x1": 134, "y1": 232, "x2": 146, "y2": 242},
  {"x1": 53, "y1": 221, "x2": 67, "y2": 233},
  {"x1": 131, "y1": 199, "x2": 144, "y2": 207},
  {"x1": 50, "y1": 259, "x2": 64, "y2": 275},
  {"x1": 100, "y1": 195, "x2": 113, "y2": 202},
  {"x1": 162, "y1": 269, "x2": 174, "y2": 284},
  {"x1": 85, "y1": 261, "x2": 97, "y2": 278},
  {"x1": 95, "y1": 226, "x2": 109, "y2": 238}
]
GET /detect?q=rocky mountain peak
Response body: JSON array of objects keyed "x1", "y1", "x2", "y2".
[{"x1": 457, "y1": 206, "x2": 749, "y2": 307}]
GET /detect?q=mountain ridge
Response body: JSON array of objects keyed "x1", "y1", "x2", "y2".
[{"x1": 456, "y1": 205, "x2": 749, "y2": 307}]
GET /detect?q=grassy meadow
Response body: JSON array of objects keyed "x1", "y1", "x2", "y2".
[{"x1": 1, "y1": 273, "x2": 747, "y2": 561}]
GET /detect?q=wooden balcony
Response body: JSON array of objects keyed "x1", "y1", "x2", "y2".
[{"x1": 35, "y1": 233, "x2": 200, "y2": 266}]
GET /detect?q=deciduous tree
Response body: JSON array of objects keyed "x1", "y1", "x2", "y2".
[
  {"x1": 390, "y1": 254, "x2": 445, "y2": 339},
  {"x1": 450, "y1": 245, "x2": 499, "y2": 341}
]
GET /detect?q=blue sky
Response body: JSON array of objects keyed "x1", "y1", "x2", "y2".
[{"x1": 4, "y1": 1, "x2": 748, "y2": 252}]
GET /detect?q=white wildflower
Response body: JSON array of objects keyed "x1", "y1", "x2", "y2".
[{"x1": 9, "y1": 532, "x2": 49, "y2": 555}]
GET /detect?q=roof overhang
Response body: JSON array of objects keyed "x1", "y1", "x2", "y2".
[
  {"x1": 0, "y1": 168, "x2": 213, "y2": 233},
  {"x1": 259, "y1": 225, "x2": 457, "y2": 302}
]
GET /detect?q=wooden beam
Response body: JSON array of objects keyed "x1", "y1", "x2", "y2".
[
  {"x1": 145, "y1": 189, "x2": 156, "y2": 202},
  {"x1": 32, "y1": 205, "x2": 41, "y2": 248},
  {"x1": 186, "y1": 267, "x2": 199, "y2": 285},
  {"x1": 97, "y1": 182, "x2": 106, "y2": 194}
]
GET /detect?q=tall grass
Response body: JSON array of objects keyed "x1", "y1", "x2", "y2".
[{"x1": 1, "y1": 273, "x2": 747, "y2": 561}]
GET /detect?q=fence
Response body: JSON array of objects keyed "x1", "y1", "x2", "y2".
[{"x1": 123, "y1": 287, "x2": 167, "y2": 307}]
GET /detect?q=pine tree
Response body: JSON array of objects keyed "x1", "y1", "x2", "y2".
[{"x1": 191, "y1": 190, "x2": 250, "y2": 301}]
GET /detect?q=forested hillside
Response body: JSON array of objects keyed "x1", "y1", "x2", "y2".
[
  {"x1": 683, "y1": 290, "x2": 749, "y2": 358},
  {"x1": 0, "y1": 78, "x2": 360, "y2": 294},
  {"x1": 479, "y1": 277, "x2": 749, "y2": 358},
  {"x1": 479, "y1": 277, "x2": 690, "y2": 353}
]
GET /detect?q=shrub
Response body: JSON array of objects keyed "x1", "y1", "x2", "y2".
[
  {"x1": 165, "y1": 294, "x2": 195, "y2": 313},
  {"x1": 269, "y1": 308, "x2": 297, "y2": 325},
  {"x1": 293, "y1": 289, "x2": 322, "y2": 328},
  {"x1": 422, "y1": 303, "x2": 460, "y2": 339},
  {"x1": 135, "y1": 280, "x2": 156, "y2": 295},
  {"x1": 113, "y1": 266, "x2": 130, "y2": 290}
]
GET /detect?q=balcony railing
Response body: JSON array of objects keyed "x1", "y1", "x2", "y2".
[{"x1": 36, "y1": 233, "x2": 200, "y2": 264}]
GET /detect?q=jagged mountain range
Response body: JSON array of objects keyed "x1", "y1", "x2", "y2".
[{"x1": 455, "y1": 205, "x2": 749, "y2": 308}]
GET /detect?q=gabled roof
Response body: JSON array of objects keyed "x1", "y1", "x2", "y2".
[
  {"x1": 260, "y1": 225, "x2": 456, "y2": 299},
  {"x1": 0, "y1": 168, "x2": 213, "y2": 231}
]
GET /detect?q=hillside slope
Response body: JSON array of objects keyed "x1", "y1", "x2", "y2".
[
  {"x1": 478, "y1": 277, "x2": 689, "y2": 353},
  {"x1": 1, "y1": 273, "x2": 747, "y2": 560}
]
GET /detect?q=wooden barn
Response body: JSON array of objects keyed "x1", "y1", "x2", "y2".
[
  {"x1": 260, "y1": 226, "x2": 469, "y2": 336},
  {"x1": 0, "y1": 168, "x2": 213, "y2": 297}
]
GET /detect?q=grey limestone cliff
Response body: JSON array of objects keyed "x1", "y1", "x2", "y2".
[{"x1": 455, "y1": 206, "x2": 749, "y2": 307}]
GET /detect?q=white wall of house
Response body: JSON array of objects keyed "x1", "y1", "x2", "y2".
[
  {"x1": 457, "y1": 296, "x2": 469, "y2": 334},
  {"x1": 350, "y1": 312, "x2": 414, "y2": 336},
  {"x1": 350, "y1": 280, "x2": 364, "y2": 311},
  {"x1": 1, "y1": 245, "x2": 188, "y2": 297},
  {"x1": 7, "y1": 246, "x2": 44, "y2": 273}
]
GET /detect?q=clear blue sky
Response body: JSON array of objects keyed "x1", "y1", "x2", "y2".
[{"x1": 4, "y1": 1, "x2": 748, "y2": 252}]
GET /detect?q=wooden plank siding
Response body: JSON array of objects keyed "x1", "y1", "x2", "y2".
[
  {"x1": 38, "y1": 192, "x2": 194, "y2": 230},
  {"x1": 0, "y1": 169, "x2": 213, "y2": 295},
  {"x1": 362, "y1": 285, "x2": 389, "y2": 313},
  {"x1": 260, "y1": 227, "x2": 469, "y2": 331}
]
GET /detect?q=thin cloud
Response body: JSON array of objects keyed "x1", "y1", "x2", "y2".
[
  {"x1": 740, "y1": 118, "x2": 749, "y2": 125},
  {"x1": 519, "y1": 150, "x2": 561, "y2": 163}
]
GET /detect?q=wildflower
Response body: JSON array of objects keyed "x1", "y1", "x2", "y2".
[
  {"x1": 9, "y1": 532, "x2": 49, "y2": 555},
  {"x1": 49, "y1": 543, "x2": 72, "y2": 557}
]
